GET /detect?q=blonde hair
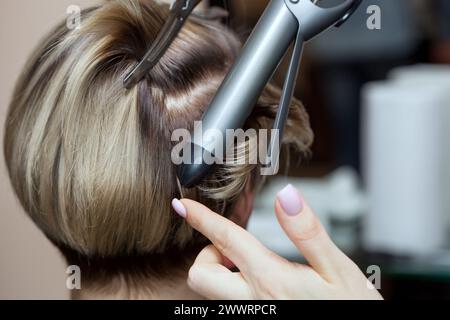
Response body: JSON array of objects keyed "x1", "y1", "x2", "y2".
[{"x1": 4, "y1": 0, "x2": 312, "y2": 285}]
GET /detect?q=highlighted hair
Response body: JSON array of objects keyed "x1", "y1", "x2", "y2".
[{"x1": 4, "y1": 0, "x2": 312, "y2": 286}]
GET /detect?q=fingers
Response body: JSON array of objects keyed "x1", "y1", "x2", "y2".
[
  {"x1": 188, "y1": 246, "x2": 252, "y2": 300},
  {"x1": 172, "y1": 198, "x2": 275, "y2": 275},
  {"x1": 195, "y1": 245, "x2": 236, "y2": 270},
  {"x1": 275, "y1": 185, "x2": 356, "y2": 281},
  {"x1": 194, "y1": 245, "x2": 223, "y2": 265},
  {"x1": 188, "y1": 265, "x2": 252, "y2": 300}
]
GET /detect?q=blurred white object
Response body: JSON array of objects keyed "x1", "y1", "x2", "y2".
[
  {"x1": 389, "y1": 64, "x2": 450, "y2": 231},
  {"x1": 248, "y1": 168, "x2": 366, "y2": 258},
  {"x1": 362, "y1": 68, "x2": 450, "y2": 255},
  {"x1": 389, "y1": 64, "x2": 450, "y2": 81}
]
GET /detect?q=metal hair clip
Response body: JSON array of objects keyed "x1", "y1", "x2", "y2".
[{"x1": 123, "y1": 0, "x2": 203, "y2": 89}]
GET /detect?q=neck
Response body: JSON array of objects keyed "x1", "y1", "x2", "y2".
[{"x1": 72, "y1": 268, "x2": 204, "y2": 300}]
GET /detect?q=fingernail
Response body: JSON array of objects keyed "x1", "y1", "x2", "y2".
[
  {"x1": 277, "y1": 184, "x2": 304, "y2": 216},
  {"x1": 172, "y1": 199, "x2": 187, "y2": 218}
]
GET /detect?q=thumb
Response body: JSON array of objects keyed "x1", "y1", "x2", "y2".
[{"x1": 274, "y1": 184, "x2": 357, "y2": 281}]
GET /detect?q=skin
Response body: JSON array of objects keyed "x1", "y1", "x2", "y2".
[
  {"x1": 174, "y1": 185, "x2": 383, "y2": 300},
  {"x1": 73, "y1": 191, "x2": 254, "y2": 300}
]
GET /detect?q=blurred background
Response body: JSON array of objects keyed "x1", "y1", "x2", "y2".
[{"x1": 1, "y1": 0, "x2": 450, "y2": 299}]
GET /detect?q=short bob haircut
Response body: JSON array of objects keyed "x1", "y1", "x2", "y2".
[{"x1": 4, "y1": 0, "x2": 312, "y2": 290}]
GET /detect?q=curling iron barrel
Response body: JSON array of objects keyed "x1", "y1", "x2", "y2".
[{"x1": 177, "y1": 0, "x2": 361, "y2": 187}]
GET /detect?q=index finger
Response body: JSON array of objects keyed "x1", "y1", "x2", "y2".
[{"x1": 175, "y1": 198, "x2": 276, "y2": 275}]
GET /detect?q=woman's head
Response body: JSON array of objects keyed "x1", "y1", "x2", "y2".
[{"x1": 4, "y1": 0, "x2": 312, "y2": 289}]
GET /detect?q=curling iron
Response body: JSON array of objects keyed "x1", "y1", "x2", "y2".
[{"x1": 123, "y1": 0, "x2": 362, "y2": 188}]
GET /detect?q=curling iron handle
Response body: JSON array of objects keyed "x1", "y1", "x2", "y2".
[{"x1": 200, "y1": 0, "x2": 298, "y2": 152}]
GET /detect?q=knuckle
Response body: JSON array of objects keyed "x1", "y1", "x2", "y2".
[
  {"x1": 188, "y1": 209, "x2": 201, "y2": 227},
  {"x1": 293, "y1": 211, "x2": 323, "y2": 242},
  {"x1": 248, "y1": 259, "x2": 286, "y2": 297},
  {"x1": 187, "y1": 265, "x2": 203, "y2": 289},
  {"x1": 252, "y1": 268, "x2": 283, "y2": 299},
  {"x1": 213, "y1": 225, "x2": 235, "y2": 254}
]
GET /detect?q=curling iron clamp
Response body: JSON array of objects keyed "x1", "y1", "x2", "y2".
[{"x1": 123, "y1": 0, "x2": 362, "y2": 188}]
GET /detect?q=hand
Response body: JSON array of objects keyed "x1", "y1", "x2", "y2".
[{"x1": 171, "y1": 184, "x2": 383, "y2": 300}]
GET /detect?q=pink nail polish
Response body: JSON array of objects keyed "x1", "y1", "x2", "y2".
[
  {"x1": 277, "y1": 184, "x2": 304, "y2": 216},
  {"x1": 172, "y1": 199, "x2": 187, "y2": 218}
]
